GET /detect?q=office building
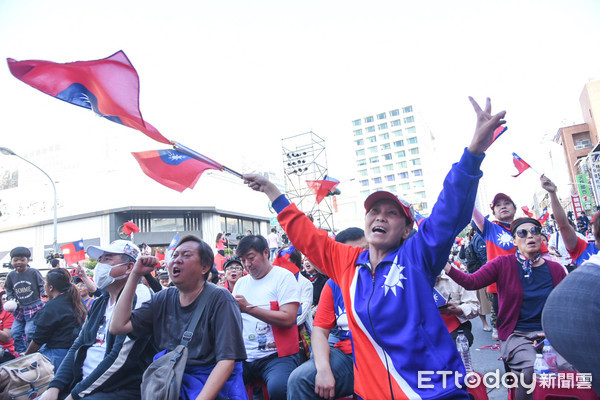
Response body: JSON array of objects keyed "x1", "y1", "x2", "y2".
[{"x1": 351, "y1": 104, "x2": 435, "y2": 214}]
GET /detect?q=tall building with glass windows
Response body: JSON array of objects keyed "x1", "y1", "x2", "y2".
[{"x1": 351, "y1": 104, "x2": 435, "y2": 214}]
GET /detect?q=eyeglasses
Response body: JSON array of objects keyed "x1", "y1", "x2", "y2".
[
  {"x1": 515, "y1": 226, "x2": 542, "y2": 238},
  {"x1": 227, "y1": 266, "x2": 243, "y2": 271}
]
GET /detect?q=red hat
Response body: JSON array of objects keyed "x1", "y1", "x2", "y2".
[
  {"x1": 364, "y1": 191, "x2": 415, "y2": 226},
  {"x1": 490, "y1": 193, "x2": 516, "y2": 210}
]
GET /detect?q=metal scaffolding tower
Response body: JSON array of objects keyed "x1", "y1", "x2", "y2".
[{"x1": 281, "y1": 131, "x2": 335, "y2": 232}]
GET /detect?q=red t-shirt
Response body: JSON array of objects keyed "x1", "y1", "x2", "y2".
[{"x1": 313, "y1": 283, "x2": 352, "y2": 355}]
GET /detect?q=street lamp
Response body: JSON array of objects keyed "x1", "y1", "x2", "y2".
[{"x1": 0, "y1": 147, "x2": 58, "y2": 253}]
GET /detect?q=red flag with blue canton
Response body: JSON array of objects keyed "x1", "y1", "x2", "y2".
[
  {"x1": 60, "y1": 240, "x2": 85, "y2": 266},
  {"x1": 132, "y1": 149, "x2": 223, "y2": 192},
  {"x1": 272, "y1": 246, "x2": 300, "y2": 278},
  {"x1": 538, "y1": 211, "x2": 550, "y2": 225},
  {"x1": 511, "y1": 152, "x2": 531, "y2": 177},
  {"x1": 306, "y1": 175, "x2": 340, "y2": 204},
  {"x1": 7, "y1": 51, "x2": 171, "y2": 145}
]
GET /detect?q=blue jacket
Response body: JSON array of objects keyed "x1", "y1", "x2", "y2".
[
  {"x1": 274, "y1": 148, "x2": 482, "y2": 399},
  {"x1": 49, "y1": 290, "x2": 155, "y2": 399}
]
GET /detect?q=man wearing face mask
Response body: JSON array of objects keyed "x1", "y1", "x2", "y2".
[{"x1": 41, "y1": 240, "x2": 155, "y2": 400}]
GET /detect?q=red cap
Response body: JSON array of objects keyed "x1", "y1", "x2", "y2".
[
  {"x1": 490, "y1": 193, "x2": 515, "y2": 210},
  {"x1": 364, "y1": 191, "x2": 414, "y2": 226}
]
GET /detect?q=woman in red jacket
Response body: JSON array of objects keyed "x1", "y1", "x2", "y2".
[{"x1": 445, "y1": 217, "x2": 568, "y2": 400}]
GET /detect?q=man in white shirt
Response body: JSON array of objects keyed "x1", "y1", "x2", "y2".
[{"x1": 233, "y1": 235, "x2": 300, "y2": 400}]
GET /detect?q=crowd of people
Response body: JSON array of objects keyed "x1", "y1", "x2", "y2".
[{"x1": 0, "y1": 97, "x2": 598, "y2": 399}]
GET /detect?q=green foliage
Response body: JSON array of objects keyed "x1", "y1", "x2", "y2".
[{"x1": 86, "y1": 259, "x2": 98, "y2": 271}]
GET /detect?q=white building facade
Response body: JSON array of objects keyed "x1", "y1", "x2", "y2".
[{"x1": 351, "y1": 104, "x2": 436, "y2": 215}]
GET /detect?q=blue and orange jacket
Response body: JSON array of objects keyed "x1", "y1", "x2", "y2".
[{"x1": 273, "y1": 148, "x2": 482, "y2": 400}]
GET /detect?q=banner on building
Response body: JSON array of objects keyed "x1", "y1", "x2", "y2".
[{"x1": 575, "y1": 174, "x2": 593, "y2": 211}]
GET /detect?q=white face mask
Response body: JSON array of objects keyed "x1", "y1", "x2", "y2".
[{"x1": 94, "y1": 262, "x2": 128, "y2": 289}]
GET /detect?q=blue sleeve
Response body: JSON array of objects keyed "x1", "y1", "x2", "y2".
[
  {"x1": 272, "y1": 194, "x2": 291, "y2": 213},
  {"x1": 404, "y1": 148, "x2": 484, "y2": 281}
]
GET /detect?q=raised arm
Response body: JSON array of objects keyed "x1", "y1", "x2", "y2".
[
  {"x1": 74, "y1": 265, "x2": 98, "y2": 295},
  {"x1": 411, "y1": 97, "x2": 505, "y2": 278},
  {"x1": 472, "y1": 207, "x2": 485, "y2": 233},
  {"x1": 243, "y1": 174, "x2": 361, "y2": 282},
  {"x1": 540, "y1": 175, "x2": 578, "y2": 251},
  {"x1": 110, "y1": 256, "x2": 157, "y2": 335}
]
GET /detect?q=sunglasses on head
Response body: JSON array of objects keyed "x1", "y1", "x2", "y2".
[{"x1": 515, "y1": 226, "x2": 542, "y2": 238}]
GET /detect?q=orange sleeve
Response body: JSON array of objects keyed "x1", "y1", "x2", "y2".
[{"x1": 278, "y1": 203, "x2": 362, "y2": 284}]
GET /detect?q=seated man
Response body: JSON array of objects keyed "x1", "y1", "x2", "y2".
[
  {"x1": 233, "y1": 235, "x2": 301, "y2": 400},
  {"x1": 288, "y1": 227, "x2": 367, "y2": 400},
  {"x1": 111, "y1": 235, "x2": 247, "y2": 399},
  {"x1": 42, "y1": 240, "x2": 154, "y2": 400}
]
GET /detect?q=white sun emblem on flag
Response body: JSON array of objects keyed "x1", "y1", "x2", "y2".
[
  {"x1": 496, "y1": 231, "x2": 513, "y2": 248},
  {"x1": 168, "y1": 152, "x2": 186, "y2": 161},
  {"x1": 382, "y1": 256, "x2": 407, "y2": 296}
]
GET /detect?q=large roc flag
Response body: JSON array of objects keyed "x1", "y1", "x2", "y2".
[{"x1": 7, "y1": 51, "x2": 170, "y2": 144}]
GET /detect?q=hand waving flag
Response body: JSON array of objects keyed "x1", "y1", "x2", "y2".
[{"x1": 7, "y1": 51, "x2": 170, "y2": 144}]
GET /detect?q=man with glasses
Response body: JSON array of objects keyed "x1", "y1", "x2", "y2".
[
  {"x1": 43, "y1": 241, "x2": 154, "y2": 400},
  {"x1": 445, "y1": 218, "x2": 569, "y2": 400},
  {"x1": 222, "y1": 257, "x2": 244, "y2": 293}
]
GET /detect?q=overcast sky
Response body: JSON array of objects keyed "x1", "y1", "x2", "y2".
[{"x1": 1, "y1": 0, "x2": 599, "y2": 210}]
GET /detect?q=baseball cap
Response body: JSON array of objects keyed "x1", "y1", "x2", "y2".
[
  {"x1": 364, "y1": 191, "x2": 415, "y2": 226},
  {"x1": 158, "y1": 272, "x2": 169, "y2": 280},
  {"x1": 490, "y1": 193, "x2": 516, "y2": 210},
  {"x1": 86, "y1": 240, "x2": 140, "y2": 261},
  {"x1": 223, "y1": 257, "x2": 243, "y2": 271}
]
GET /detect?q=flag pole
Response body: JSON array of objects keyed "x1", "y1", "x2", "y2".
[
  {"x1": 172, "y1": 142, "x2": 243, "y2": 179},
  {"x1": 530, "y1": 166, "x2": 542, "y2": 176}
]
